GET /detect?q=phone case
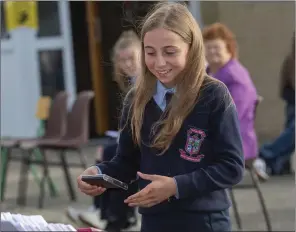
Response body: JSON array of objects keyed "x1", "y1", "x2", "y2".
[{"x1": 82, "y1": 174, "x2": 128, "y2": 190}]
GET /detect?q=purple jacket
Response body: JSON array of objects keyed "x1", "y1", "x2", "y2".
[{"x1": 207, "y1": 59, "x2": 258, "y2": 160}]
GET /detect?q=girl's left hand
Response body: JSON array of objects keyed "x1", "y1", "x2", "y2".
[{"x1": 124, "y1": 172, "x2": 177, "y2": 208}]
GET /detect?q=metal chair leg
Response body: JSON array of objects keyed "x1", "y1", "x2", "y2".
[
  {"x1": 1, "y1": 148, "x2": 11, "y2": 202},
  {"x1": 229, "y1": 188, "x2": 242, "y2": 230},
  {"x1": 33, "y1": 148, "x2": 58, "y2": 197},
  {"x1": 78, "y1": 148, "x2": 88, "y2": 170},
  {"x1": 17, "y1": 150, "x2": 31, "y2": 206},
  {"x1": 60, "y1": 150, "x2": 76, "y2": 201},
  {"x1": 249, "y1": 168, "x2": 273, "y2": 231},
  {"x1": 38, "y1": 149, "x2": 49, "y2": 209}
]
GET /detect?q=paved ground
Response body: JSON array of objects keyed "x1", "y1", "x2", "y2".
[{"x1": 1, "y1": 146, "x2": 295, "y2": 231}]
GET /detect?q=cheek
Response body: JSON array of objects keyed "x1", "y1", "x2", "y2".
[
  {"x1": 172, "y1": 56, "x2": 187, "y2": 70},
  {"x1": 145, "y1": 56, "x2": 154, "y2": 71},
  {"x1": 219, "y1": 49, "x2": 230, "y2": 59},
  {"x1": 118, "y1": 62, "x2": 126, "y2": 72}
]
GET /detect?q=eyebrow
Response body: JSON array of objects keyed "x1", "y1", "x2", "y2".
[{"x1": 144, "y1": 45, "x2": 178, "y2": 49}]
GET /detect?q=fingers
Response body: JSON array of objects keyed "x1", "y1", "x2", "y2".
[
  {"x1": 77, "y1": 175, "x2": 106, "y2": 196},
  {"x1": 137, "y1": 172, "x2": 159, "y2": 181},
  {"x1": 77, "y1": 176, "x2": 96, "y2": 191},
  {"x1": 77, "y1": 167, "x2": 105, "y2": 197},
  {"x1": 125, "y1": 187, "x2": 151, "y2": 203},
  {"x1": 127, "y1": 197, "x2": 157, "y2": 207}
]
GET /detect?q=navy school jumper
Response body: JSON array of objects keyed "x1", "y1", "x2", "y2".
[{"x1": 97, "y1": 79, "x2": 245, "y2": 232}]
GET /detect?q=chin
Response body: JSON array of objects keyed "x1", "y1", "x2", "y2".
[{"x1": 158, "y1": 77, "x2": 176, "y2": 87}]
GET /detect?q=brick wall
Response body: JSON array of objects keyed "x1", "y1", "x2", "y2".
[{"x1": 200, "y1": 1, "x2": 295, "y2": 143}]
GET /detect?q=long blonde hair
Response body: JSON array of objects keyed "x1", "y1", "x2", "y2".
[
  {"x1": 125, "y1": 2, "x2": 208, "y2": 154},
  {"x1": 111, "y1": 30, "x2": 141, "y2": 93}
]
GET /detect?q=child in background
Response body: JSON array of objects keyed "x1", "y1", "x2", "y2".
[
  {"x1": 67, "y1": 30, "x2": 141, "y2": 231},
  {"x1": 78, "y1": 2, "x2": 244, "y2": 232}
]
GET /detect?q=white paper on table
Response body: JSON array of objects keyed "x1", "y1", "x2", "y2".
[{"x1": 1, "y1": 212, "x2": 76, "y2": 231}]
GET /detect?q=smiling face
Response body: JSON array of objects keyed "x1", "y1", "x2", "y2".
[
  {"x1": 204, "y1": 38, "x2": 231, "y2": 67},
  {"x1": 117, "y1": 45, "x2": 141, "y2": 78},
  {"x1": 143, "y1": 28, "x2": 189, "y2": 88}
]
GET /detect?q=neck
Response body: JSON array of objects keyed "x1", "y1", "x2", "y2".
[
  {"x1": 162, "y1": 81, "x2": 175, "y2": 89},
  {"x1": 209, "y1": 57, "x2": 232, "y2": 75}
]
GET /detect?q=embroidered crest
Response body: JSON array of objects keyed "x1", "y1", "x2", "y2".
[{"x1": 179, "y1": 128, "x2": 206, "y2": 162}]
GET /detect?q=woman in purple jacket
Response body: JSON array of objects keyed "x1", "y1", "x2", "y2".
[{"x1": 203, "y1": 23, "x2": 268, "y2": 180}]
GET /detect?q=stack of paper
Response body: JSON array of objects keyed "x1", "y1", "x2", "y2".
[{"x1": 1, "y1": 212, "x2": 76, "y2": 231}]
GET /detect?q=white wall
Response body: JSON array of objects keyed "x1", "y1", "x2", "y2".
[{"x1": 0, "y1": 1, "x2": 75, "y2": 138}]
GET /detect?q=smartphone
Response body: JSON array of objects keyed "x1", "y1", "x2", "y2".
[{"x1": 81, "y1": 174, "x2": 128, "y2": 190}]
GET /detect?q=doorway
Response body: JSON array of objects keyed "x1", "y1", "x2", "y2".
[{"x1": 69, "y1": 1, "x2": 156, "y2": 138}]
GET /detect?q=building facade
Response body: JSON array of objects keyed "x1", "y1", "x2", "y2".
[
  {"x1": 1, "y1": 1, "x2": 294, "y2": 142},
  {"x1": 201, "y1": 1, "x2": 295, "y2": 142}
]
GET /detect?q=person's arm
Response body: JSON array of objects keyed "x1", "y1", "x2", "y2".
[
  {"x1": 174, "y1": 83, "x2": 245, "y2": 199},
  {"x1": 97, "y1": 93, "x2": 140, "y2": 183},
  {"x1": 224, "y1": 71, "x2": 256, "y2": 123}
]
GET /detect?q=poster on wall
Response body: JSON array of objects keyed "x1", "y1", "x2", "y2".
[{"x1": 4, "y1": 1, "x2": 38, "y2": 31}]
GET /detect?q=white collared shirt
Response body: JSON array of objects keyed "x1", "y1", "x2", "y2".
[{"x1": 153, "y1": 81, "x2": 176, "y2": 111}]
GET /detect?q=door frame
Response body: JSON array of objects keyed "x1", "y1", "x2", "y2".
[
  {"x1": 35, "y1": 0, "x2": 76, "y2": 107},
  {"x1": 86, "y1": 1, "x2": 109, "y2": 135}
]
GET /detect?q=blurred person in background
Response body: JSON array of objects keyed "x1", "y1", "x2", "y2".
[
  {"x1": 259, "y1": 33, "x2": 295, "y2": 175},
  {"x1": 67, "y1": 30, "x2": 141, "y2": 231},
  {"x1": 203, "y1": 22, "x2": 269, "y2": 180}
]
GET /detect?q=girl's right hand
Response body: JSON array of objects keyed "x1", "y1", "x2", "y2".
[{"x1": 77, "y1": 166, "x2": 106, "y2": 196}]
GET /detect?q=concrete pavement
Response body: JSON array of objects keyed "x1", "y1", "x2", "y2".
[{"x1": 1, "y1": 147, "x2": 295, "y2": 231}]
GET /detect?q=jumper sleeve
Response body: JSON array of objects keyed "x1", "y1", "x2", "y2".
[
  {"x1": 174, "y1": 83, "x2": 245, "y2": 199},
  {"x1": 97, "y1": 93, "x2": 140, "y2": 183}
]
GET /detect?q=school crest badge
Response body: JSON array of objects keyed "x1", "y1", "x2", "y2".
[{"x1": 179, "y1": 128, "x2": 206, "y2": 162}]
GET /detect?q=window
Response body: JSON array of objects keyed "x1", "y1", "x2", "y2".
[
  {"x1": 37, "y1": 2, "x2": 61, "y2": 37},
  {"x1": 38, "y1": 50, "x2": 65, "y2": 98},
  {"x1": 1, "y1": 2, "x2": 10, "y2": 39}
]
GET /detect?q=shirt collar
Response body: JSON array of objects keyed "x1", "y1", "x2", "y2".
[{"x1": 154, "y1": 81, "x2": 176, "y2": 105}]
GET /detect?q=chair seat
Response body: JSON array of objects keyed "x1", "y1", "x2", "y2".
[
  {"x1": 19, "y1": 138, "x2": 62, "y2": 149},
  {"x1": 41, "y1": 139, "x2": 85, "y2": 149},
  {"x1": 1, "y1": 140, "x2": 18, "y2": 147},
  {"x1": 1, "y1": 137, "x2": 45, "y2": 148}
]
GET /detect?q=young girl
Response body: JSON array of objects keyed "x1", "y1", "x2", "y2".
[
  {"x1": 69, "y1": 30, "x2": 141, "y2": 231},
  {"x1": 98, "y1": 29, "x2": 141, "y2": 231},
  {"x1": 77, "y1": 2, "x2": 244, "y2": 232},
  {"x1": 111, "y1": 29, "x2": 141, "y2": 94}
]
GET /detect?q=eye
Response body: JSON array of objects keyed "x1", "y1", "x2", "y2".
[
  {"x1": 165, "y1": 51, "x2": 176, "y2": 55},
  {"x1": 145, "y1": 51, "x2": 155, "y2": 56}
]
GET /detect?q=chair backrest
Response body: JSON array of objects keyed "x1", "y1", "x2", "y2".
[
  {"x1": 35, "y1": 96, "x2": 52, "y2": 120},
  {"x1": 64, "y1": 91, "x2": 95, "y2": 144},
  {"x1": 44, "y1": 91, "x2": 68, "y2": 139}
]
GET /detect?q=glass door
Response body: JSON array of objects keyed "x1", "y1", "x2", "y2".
[{"x1": 35, "y1": 1, "x2": 76, "y2": 105}]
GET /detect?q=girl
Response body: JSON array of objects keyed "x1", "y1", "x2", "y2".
[
  {"x1": 111, "y1": 29, "x2": 141, "y2": 94},
  {"x1": 77, "y1": 2, "x2": 244, "y2": 232},
  {"x1": 69, "y1": 30, "x2": 141, "y2": 231},
  {"x1": 202, "y1": 22, "x2": 269, "y2": 180},
  {"x1": 96, "y1": 29, "x2": 142, "y2": 232}
]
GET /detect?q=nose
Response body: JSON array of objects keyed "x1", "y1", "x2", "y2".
[
  {"x1": 125, "y1": 59, "x2": 132, "y2": 68},
  {"x1": 155, "y1": 54, "x2": 166, "y2": 67}
]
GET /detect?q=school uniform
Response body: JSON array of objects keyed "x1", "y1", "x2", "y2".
[
  {"x1": 97, "y1": 76, "x2": 138, "y2": 229},
  {"x1": 97, "y1": 78, "x2": 244, "y2": 232}
]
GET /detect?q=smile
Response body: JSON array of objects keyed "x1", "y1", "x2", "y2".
[{"x1": 157, "y1": 69, "x2": 172, "y2": 75}]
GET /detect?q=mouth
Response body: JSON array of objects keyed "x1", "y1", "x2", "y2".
[{"x1": 156, "y1": 69, "x2": 172, "y2": 76}]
